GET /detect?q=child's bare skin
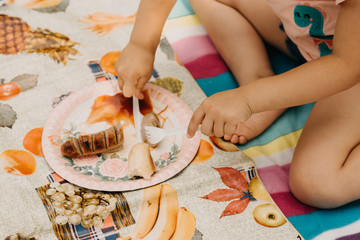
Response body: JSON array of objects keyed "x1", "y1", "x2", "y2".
[
  {"x1": 189, "y1": 0, "x2": 289, "y2": 144},
  {"x1": 116, "y1": 0, "x2": 360, "y2": 208}
]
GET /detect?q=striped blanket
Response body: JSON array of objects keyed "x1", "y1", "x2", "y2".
[{"x1": 165, "y1": 1, "x2": 360, "y2": 239}]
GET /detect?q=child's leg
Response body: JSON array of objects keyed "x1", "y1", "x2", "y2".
[
  {"x1": 189, "y1": 0, "x2": 292, "y2": 144},
  {"x1": 289, "y1": 83, "x2": 360, "y2": 208}
]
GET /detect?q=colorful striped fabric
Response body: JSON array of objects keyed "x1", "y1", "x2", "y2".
[{"x1": 165, "y1": 2, "x2": 360, "y2": 239}]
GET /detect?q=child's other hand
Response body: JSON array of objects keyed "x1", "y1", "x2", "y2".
[
  {"x1": 187, "y1": 88, "x2": 252, "y2": 138},
  {"x1": 115, "y1": 42, "x2": 155, "y2": 99}
]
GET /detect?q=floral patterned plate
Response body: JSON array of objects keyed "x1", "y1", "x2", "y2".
[{"x1": 42, "y1": 80, "x2": 201, "y2": 191}]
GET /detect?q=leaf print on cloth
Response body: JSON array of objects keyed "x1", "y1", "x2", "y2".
[
  {"x1": 79, "y1": 12, "x2": 137, "y2": 36},
  {"x1": 0, "y1": 103, "x2": 17, "y2": 128},
  {"x1": 201, "y1": 167, "x2": 254, "y2": 218}
]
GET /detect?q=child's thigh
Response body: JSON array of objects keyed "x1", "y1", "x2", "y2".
[
  {"x1": 215, "y1": 0, "x2": 290, "y2": 54},
  {"x1": 291, "y1": 83, "x2": 360, "y2": 181}
]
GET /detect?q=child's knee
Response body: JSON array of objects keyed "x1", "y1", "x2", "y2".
[{"x1": 289, "y1": 168, "x2": 341, "y2": 209}]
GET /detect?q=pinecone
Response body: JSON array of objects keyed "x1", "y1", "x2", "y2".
[
  {"x1": 0, "y1": 14, "x2": 30, "y2": 54},
  {"x1": 0, "y1": 14, "x2": 80, "y2": 64}
]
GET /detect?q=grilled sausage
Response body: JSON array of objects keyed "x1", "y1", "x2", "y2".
[{"x1": 61, "y1": 122, "x2": 124, "y2": 158}]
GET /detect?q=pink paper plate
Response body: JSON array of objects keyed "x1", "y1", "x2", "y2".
[{"x1": 42, "y1": 80, "x2": 201, "y2": 191}]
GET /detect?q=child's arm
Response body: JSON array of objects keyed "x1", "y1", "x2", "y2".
[
  {"x1": 187, "y1": 0, "x2": 360, "y2": 137},
  {"x1": 115, "y1": 0, "x2": 176, "y2": 99}
]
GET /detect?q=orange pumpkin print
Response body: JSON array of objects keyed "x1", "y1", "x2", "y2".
[
  {"x1": 0, "y1": 82, "x2": 21, "y2": 100},
  {"x1": 191, "y1": 139, "x2": 214, "y2": 164},
  {"x1": 100, "y1": 51, "x2": 121, "y2": 76},
  {"x1": 0, "y1": 149, "x2": 37, "y2": 175},
  {"x1": 23, "y1": 127, "x2": 44, "y2": 157}
]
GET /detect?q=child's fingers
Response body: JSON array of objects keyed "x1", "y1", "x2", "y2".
[
  {"x1": 224, "y1": 134, "x2": 232, "y2": 141},
  {"x1": 122, "y1": 80, "x2": 137, "y2": 98},
  {"x1": 230, "y1": 134, "x2": 239, "y2": 143},
  {"x1": 214, "y1": 120, "x2": 224, "y2": 138},
  {"x1": 117, "y1": 77, "x2": 124, "y2": 90},
  {"x1": 187, "y1": 106, "x2": 205, "y2": 137},
  {"x1": 224, "y1": 122, "x2": 236, "y2": 136},
  {"x1": 201, "y1": 116, "x2": 215, "y2": 137},
  {"x1": 135, "y1": 76, "x2": 150, "y2": 99},
  {"x1": 135, "y1": 88, "x2": 144, "y2": 100}
]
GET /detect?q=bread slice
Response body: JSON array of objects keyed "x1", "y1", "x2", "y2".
[{"x1": 127, "y1": 142, "x2": 155, "y2": 180}]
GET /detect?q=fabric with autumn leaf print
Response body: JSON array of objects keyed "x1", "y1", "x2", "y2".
[{"x1": 201, "y1": 167, "x2": 254, "y2": 218}]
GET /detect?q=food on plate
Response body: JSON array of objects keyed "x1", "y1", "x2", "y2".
[
  {"x1": 170, "y1": 207, "x2": 196, "y2": 240},
  {"x1": 127, "y1": 142, "x2": 155, "y2": 180},
  {"x1": 252, "y1": 203, "x2": 286, "y2": 227},
  {"x1": 210, "y1": 136, "x2": 240, "y2": 152},
  {"x1": 61, "y1": 122, "x2": 124, "y2": 158},
  {"x1": 130, "y1": 185, "x2": 161, "y2": 238},
  {"x1": 86, "y1": 91, "x2": 154, "y2": 126},
  {"x1": 141, "y1": 112, "x2": 161, "y2": 147},
  {"x1": 142, "y1": 184, "x2": 179, "y2": 240}
]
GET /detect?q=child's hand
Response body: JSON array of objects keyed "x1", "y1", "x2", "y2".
[
  {"x1": 115, "y1": 42, "x2": 155, "y2": 99},
  {"x1": 187, "y1": 88, "x2": 252, "y2": 138}
]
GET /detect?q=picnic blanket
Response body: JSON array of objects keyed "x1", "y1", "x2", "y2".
[
  {"x1": 164, "y1": 1, "x2": 360, "y2": 240},
  {"x1": 0, "y1": 1, "x2": 303, "y2": 240}
]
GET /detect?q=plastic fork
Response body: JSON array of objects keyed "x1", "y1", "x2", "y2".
[
  {"x1": 144, "y1": 125, "x2": 201, "y2": 145},
  {"x1": 133, "y1": 95, "x2": 144, "y2": 142}
]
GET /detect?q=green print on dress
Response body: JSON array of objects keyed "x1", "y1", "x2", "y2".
[{"x1": 294, "y1": 5, "x2": 333, "y2": 56}]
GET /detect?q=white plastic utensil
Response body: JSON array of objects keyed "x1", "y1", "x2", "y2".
[
  {"x1": 144, "y1": 125, "x2": 201, "y2": 145},
  {"x1": 132, "y1": 95, "x2": 144, "y2": 142}
]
